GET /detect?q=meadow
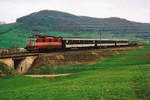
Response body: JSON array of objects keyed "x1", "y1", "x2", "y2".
[
  {"x1": 0, "y1": 23, "x2": 27, "y2": 48},
  {"x1": 0, "y1": 46, "x2": 150, "y2": 100}
]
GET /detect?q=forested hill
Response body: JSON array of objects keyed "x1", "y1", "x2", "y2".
[{"x1": 17, "y1": 10, "x2": 150, "y2": 34}]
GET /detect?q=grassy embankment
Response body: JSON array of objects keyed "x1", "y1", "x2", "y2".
[
  {"x1": 0, "y1": 23, "x2": 28, "y2": 48},
  {"x1": 0, "y1": 46, "x2": 150, "y2": 100}
]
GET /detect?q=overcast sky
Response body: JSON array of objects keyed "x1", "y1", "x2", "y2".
[{"x1": 0, "y1": 0, "x2": 150, "y2": 23}]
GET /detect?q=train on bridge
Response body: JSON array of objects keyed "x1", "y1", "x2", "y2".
[{"x1": 25, "y1": 35, "x2": 137, "y2": 52}]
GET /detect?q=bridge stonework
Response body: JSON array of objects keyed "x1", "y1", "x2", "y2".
[
  {"x1": 0, "y1": 58, "x2": 14, "y2": 69},
  {"x1": 0, "y1": 56, "x2": 38, "y2": 74},
  {"x1": 17, "y1": 56, "x2": 38, "y2": 74}
]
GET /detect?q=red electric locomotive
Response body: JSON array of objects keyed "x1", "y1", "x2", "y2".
[{"x1": 26, "y1": 35, "x2": 63, "y2": 51}]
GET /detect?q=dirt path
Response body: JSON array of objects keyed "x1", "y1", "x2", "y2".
[{"x1": 25, "y1": 73, "x2": 72, "y2": 78}]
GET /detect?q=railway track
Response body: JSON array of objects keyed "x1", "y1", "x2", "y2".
[
  {"x1": 0, "y1": 46, "x2": 137, "y2": 59},
  {"x1": 0, "y1": 52, "x2": 39, "y2": 59}
]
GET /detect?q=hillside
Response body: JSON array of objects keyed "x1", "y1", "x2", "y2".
[
  {"x1": 17, "y1": 10, "x2": 150, "y2": 35},
  {"x1": 0, "y1": 23, "x2": 30, "y2": 48}
]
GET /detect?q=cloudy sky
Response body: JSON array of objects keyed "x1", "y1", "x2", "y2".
[{"x1": 0, "y1": 0, "x2": 150, "y2": 23}]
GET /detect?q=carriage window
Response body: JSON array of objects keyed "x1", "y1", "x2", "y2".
[
  {"x1": 118, "y1": 41, "x2": 128, "y2": 43},
  {"x1": 68, "y1": 40, "x2": 72, "y2": 44},
  {"x1": 66, "y1": 40, "x2": 68, "y2": 43}
]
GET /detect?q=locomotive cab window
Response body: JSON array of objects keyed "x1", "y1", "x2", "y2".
[
  {"x1": 27, "y1": 38, "x2": 36, "y2": 45},
  {"x1": 31, "y1": 39, "x2": 36, "y2": 44},
  {"x1": 27, "y1": 39, "x2": 30, "y2": 44}
]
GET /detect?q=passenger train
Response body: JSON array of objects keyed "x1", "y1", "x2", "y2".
[{"x1": 25, "y1": 35, "x2": 137, "y2": 51}]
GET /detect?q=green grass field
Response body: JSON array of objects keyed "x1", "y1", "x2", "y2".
[
  {"x1": 0, "y1": 46, "x2": 150, "y2": 100},
  {"x1": 0, "y1": 23, "x2": 28, "y2": 48}
]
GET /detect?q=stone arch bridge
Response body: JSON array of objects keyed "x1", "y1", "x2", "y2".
[{"x1": 0, "y1": 54, "x2": 38, "y2": 74}]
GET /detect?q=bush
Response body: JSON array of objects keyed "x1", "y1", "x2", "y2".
[{"x1": 0, "y1": 62, "x2": 18, "y2": 77}]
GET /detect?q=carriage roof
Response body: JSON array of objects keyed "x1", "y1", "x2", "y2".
[{"x1": 62, "y1": 37, "x2": 128, "y2": 41}]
